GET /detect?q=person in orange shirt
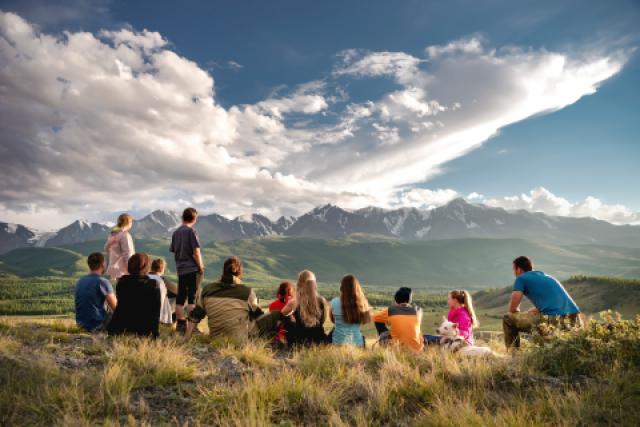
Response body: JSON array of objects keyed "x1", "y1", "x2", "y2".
[{"x1": 372, "y1": 287, "x2": 424, "y2": 353}]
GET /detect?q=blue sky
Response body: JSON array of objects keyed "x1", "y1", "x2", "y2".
[{"x1": 0, "y1": 0, "x2": 639, "y2": 229}]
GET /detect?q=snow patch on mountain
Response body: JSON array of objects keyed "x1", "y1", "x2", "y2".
[
  {"x1": 236, "y1": 214, "x2": 254, "y2": 223},
  {"x1": 466, "y1": 221, "x2": 479, "y2": 229},
  {"x1": 4, "y1": 223, "x2": 18, "y2": 234},
  {"x1": 415, "y1": 226, "x2": 431, "y2": 238}
]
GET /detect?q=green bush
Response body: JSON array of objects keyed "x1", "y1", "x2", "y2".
[{"x1": 525, "y1": 311, "x2": 640, "y2": 376}]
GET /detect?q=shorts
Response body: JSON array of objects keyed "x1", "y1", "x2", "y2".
[{"x1": 177, "y1": 270, "x2": 204, "y2": 305}]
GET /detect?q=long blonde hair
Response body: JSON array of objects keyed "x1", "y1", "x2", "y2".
[
  {"x1": 451, "y1": 290, "x2": 479, "y2": 328},
  {"x1": 340, "y1": 275, "x2": 372, "y2": 325},
  {"x1": 296, "y1": 270, "x2": 324, "y2": 327}
]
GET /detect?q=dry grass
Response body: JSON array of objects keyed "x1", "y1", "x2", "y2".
[{"x1": 0, "y1": 316, "x2": 638, "y2": 426}]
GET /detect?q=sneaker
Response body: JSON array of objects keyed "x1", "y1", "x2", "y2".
[{"x1": 175, "y1": 321, "x2": 187, "y2": 335}]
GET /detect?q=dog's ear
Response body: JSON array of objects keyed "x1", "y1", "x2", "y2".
[
  {"x1": 453, "y1": 323, "x2": 459, "y2": 329},
  {"x1": 442, "y1": 315, "x2": 447, "y2": 323}
]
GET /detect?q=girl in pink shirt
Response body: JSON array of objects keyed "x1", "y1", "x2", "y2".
[
  {"x1": 424, "y1": 290, "x2": 479, "y2": 346},
  {"x1": 447, "y1": 290, "x2": 479, "y2": 345}
]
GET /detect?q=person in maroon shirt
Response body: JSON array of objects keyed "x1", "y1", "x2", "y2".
[{"x1": 269, "y1": 282, "x2": 295, "y2": 344}]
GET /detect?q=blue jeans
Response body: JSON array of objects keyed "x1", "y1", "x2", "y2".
[{"x1": 423, "y1": 334, "x2": 440, "y2": 345}]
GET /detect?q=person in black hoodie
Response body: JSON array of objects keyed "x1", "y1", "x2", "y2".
[{"x1": 108, "y1": 253, "x2": 161, "y2": 339}]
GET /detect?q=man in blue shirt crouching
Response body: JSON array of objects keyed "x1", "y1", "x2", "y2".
[{"x1": 503, "y1": 256, "x2": 582, "y2": 349}]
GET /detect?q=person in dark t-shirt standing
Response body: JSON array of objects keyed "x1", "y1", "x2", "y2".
[{"x1": 170, "y1": 207, "x2": 205, "y2": 334}]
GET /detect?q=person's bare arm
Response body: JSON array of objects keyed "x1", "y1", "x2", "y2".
[
  {"x1": 281, "y1": 297, "x2": 297, "y2": 316},
  {"x1": 105, "y1": 293, "x2": 117, "y2": 311},
  {"x1": 526, "y1": 307, "x2": 541, "y2": 314},
  {"x1": 508, "y1": 291, "x2": 524, "y2": 313},
  {"x1": 193, "y1": 248, "x2": 204, "y2": 272}
]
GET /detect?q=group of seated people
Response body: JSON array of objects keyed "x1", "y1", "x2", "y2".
[{"x1": 75, "y1": 252, "x2": 582, "y2": 352}]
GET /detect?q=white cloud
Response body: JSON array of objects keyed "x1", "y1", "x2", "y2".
[
  {"x1": 0, "y1": 11, "x2": 634, "y2": 229},
  {"x1": 426, "y1": 36, "x2": 484, "y2": 58},
  {"x1": 484, "y1": 188, "x2": 640, "y2": 225},
  {"x1": 467, "y1": 192, "x2": 484, "y2": 200},
  {"x1": 398, "y1": 188, "x2": 463, "y2": 207}
]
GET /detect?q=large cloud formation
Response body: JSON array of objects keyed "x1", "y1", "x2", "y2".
[
  {"x1": 485, "y1": 188, "x2": 640, "y2": 225},
  {"x1": 0, "y1": 11, "x2": 634, "y2": 228}
]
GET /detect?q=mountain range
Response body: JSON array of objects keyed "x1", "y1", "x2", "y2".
[{"x1": 2, "y1": 198, "x2": 640, "y2": 254}]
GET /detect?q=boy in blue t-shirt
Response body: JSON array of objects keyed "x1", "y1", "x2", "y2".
[
  {"x1": 503, "y1": 256, "x2": 582, "y2": 349},
  {"x1": 75, "y1": 252, "x2": 118, "y2": 331}
]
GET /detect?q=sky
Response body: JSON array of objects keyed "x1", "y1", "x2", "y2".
[{"x1": 0, "y1": 0, "x2": 639, "y2": 230}]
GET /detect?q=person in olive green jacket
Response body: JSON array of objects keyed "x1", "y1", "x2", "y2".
[{"x1": 186, "y1": 257, "x2": 282, "y2": 340}]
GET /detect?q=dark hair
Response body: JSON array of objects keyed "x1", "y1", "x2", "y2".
[
  {"x1": 513, "y1": 256, "x2": 533, "y2": 272},
  {"x1": 128, "y1": 253, "x2": 150, "y2": 275},
  {"x1": 87, "y1": 252, "x2": 105, "y2": 271},
  {"x1": 223, "y1": 257, "x2": 243, "y2": 276},
  {"x1": 276, "y1": 281, "x2": 294, "y2": 303},
  {"x1": 395, "y1": 287, "x2": 413, "y2": 304},
  {"x1": 340, "y1": 275, "x2": 372, "y2": 325},
  {"x1": 151, "y1": 258, "x2": 166, "y2": 273},
  {"x1": 182, "y1": 207, "x2": 198, "y2": 223}
]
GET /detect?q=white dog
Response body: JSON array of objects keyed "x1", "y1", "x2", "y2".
[{"x1": 436, "y1": 316, "x2": 503, "y2": 358}]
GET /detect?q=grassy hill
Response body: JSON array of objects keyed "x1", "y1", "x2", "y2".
[
  {"x1": 40, "y1": 235, "x2": 640, "y2": 289},
  {"x1": 1, "y1": 312, "x2": 639, "y2": 426},
  {"x1": 2, "y1": 236, "x2": 640, "y2": 321}
]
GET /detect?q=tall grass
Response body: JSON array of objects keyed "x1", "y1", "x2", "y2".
[{"x1": 0, "y1": 314, "x2": 639, "y2": 426}]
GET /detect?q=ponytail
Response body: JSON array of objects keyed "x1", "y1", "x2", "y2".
[{"x1": 451, "y1": 290, "x2": 479, "y2": 328}]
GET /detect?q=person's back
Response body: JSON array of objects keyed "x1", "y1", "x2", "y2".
[
  {"x1": 75, "y1": 252, "x2": 116, "y2": 331},
  {"x1": 104, "y1": 214, "x2": 135, "y2": 281},
  {"x1": 515, "y1": 271, "x2": 579, "y2": 315},
  {"x1": 269, "y1": 285, "x2": 293, "y2": 343},
  {"x1": 148, "y1": 272, "x2": 173, "y2": 325},
  {"x1": 192, "y1": 273, "x2": 257, "y2": 339},
  {"x1": 331, "y1": 297, "x2": 364, "y2": 347},
  {"x1": 290, "y1": 295, "x2": 328, "y2": 346},
  {"x1": 108, "y1": 253, "x2": 161, "y2": 338},
  {"x1": 75, "y1": 274, "x2": 113, "y2": 330},
  {"x1": 372, "y1": 287, "x2": 423, "y2": 353},
  {"x1": 187, "y1": 257, "x2": 283, "y2": 341}
]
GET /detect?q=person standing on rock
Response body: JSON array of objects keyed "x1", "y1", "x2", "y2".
[
  {"x1": 503, "y1": 256, "x2": 582, "y2": 349},
  {"x1": 170, "y1": 207, "x2": 204, "y2": 334},
  {"x1": 185, "y1": 257, "x2": 283, "y2": 340},
  {"x1": 104, "y1": 213, "x2": 135, "y2": 281}
]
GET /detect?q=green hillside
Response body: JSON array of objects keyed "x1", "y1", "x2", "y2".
[
  {"x1": 0, "y1": 247, "x2": 86, "y2": 278},
  {"x1": 3, "y1": 235, "x2": 640, "y2": 290}
]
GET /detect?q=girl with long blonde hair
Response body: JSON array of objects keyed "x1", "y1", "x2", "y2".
[{"x1": 281, "y1": 270, "x2": 328, "y2": 346}]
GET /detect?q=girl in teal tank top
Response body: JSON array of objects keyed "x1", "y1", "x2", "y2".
[{"x1": 328, "y1": 275, "x2": 372, "y2": 347}]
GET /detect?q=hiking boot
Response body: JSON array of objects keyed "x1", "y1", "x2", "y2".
[{"x1": 175, "y1": 321, "x2": 187, "y2": 335}]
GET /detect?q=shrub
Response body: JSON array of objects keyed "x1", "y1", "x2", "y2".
[{"x1": 524, "y1": 311, "x2": 640, "y2": 376}]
